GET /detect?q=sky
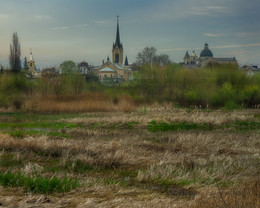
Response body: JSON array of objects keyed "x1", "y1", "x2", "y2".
[{"x1": 0, "y1": 0, "x2": 259, "y2": 68}]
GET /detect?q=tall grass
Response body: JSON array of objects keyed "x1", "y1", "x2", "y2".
[{"x1": 25, "y1": 93, "x2": 134, "y2": 113}]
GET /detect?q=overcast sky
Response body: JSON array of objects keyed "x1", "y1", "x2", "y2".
[{"x1": 0, "y1": 0, "x2": 259, "y2": 68}]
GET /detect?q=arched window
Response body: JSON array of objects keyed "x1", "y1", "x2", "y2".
[{"x1": 115, "y1": 53, "x2": 119, "y2": 64}]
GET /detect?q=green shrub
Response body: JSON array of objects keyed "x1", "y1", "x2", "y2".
[{"x1": 224, "y1": 100, "x2": 241, "y2": 110}]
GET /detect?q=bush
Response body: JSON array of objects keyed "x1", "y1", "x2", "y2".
[
  {"x1": 133, "y1": 63, "x2": 260, "y2": 109},
  {"x1": 0, "y1": 72, "x2": 30, "y2": 109}
]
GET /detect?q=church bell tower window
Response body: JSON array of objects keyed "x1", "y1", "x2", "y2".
[{"x1": 115, "y1": 54, "x2": 119, "y2": 64}]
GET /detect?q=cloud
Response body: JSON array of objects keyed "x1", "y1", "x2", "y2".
[
  {"x1": 0, "y1": 13, "x2": 12, "y2": 24},
  {"x1": 33, "y1": 15, "x2": 52, "y2": 21},
  {"x1": 94, "y1": 20, "x2": 110, "y2": 24},
  {"x1": 0, "y1": 14, "x2": 11, "y2": 19},
  {"x1": 212, "y1": 43, "x2": 260, "y2": 49},
  {"x1": 75, "y1": 24, "x2": 88, "y2": 28},
  {"x1": 236, "y1": 32, "x2": 259, "y2": 38},
  {"x1": 158, "y1": 48, "x2": 201, "y2": 52},
  {"x1": 51, "y1": 23, "x2": 89, "y2": 31},
  {"x1": 142, "y1": 0, "x2": 237, "y2": 22},
  {"x1": 52, "y1": 26, "x2": 69, "y2": 30},
  {"x1": 158, "y1": 43, "x2": 260, "y2": 53},
  {"x1": 186, "y1": 6, "x2": 231, "y2": 16},
  {"x1": 203, "y1": 33, "x2": 227, "y2": 37}
]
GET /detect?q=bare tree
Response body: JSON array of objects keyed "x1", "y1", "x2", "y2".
[
  {"x1": 153, "y1": 54, "x2": 171, "y2": 66},
  {"x1": 9, "y1": 32, "x2": 21, "y2": 72},
  {"x1": 135, "y1": 47, "x2": 171, "y2": 67},
  {"x1": 136, "y1": 47, "x2": 157, "y2": 66}
]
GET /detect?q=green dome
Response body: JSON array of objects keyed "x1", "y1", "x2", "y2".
[{"x1": 200, "y1": 43, "x2": 213, "y2": 58}]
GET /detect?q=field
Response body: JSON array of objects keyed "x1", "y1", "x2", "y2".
[{"x1": 0, "y1": 106, "x2": 259, "y2": 207}]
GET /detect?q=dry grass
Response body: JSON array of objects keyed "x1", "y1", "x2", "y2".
[
  {"x1": 66, "y1": 104, "x2": 256, "y2": 126},
  {"x1": 24, "y1": 93, "x2": 135, "y2": 113},
  {"x1": 189, "y1": 180, "x2": 260, "y2": 208},
  {"x1": 0, "y1": 107, "x2": 259, "y2": 207}
]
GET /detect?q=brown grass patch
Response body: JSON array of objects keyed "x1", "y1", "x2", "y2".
[
  {"x1": 24, "y1": 93, "x2": 135, "y2": 113},
  {"x1": 190, "y1": 179, "x2": 260, "y2": 208}
]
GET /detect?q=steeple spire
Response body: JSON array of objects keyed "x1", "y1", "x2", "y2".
[
  {"x1": 112, "y1": 15, "x2": 123, "y2": 65},
  {"x1": 115, "y1": 15, "x2": 120, "y2": 46}
]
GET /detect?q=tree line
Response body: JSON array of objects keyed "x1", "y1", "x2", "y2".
[{"x1": 1, "y1": 32, "x2": 260, "y2": 110}]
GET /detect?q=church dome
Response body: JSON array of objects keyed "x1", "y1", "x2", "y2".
[{"x1": 200, "y1": 43, "x2": 213, "y2": 58}]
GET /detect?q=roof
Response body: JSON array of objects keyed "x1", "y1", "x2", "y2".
[
  {"x1": 200, "y1": 43, "x2": 213, "y2": 58},
  {"x1": 184, "y1": 51, "x2": 190, "y2": 58},
  {"x1": 114, "y1": 63, "x2": 124, "y2": 69},
  {"x1": 79, "y1": 61, "x2": 89, "y2": 67},
  {"x1": 213, "y1": 57, "x2": 236, "y2": 61},
  {"x1": 99, "y1": 67, "x2": 116, "y2": 72},
  {"x1": 124, "y1": 56, "x2": 129, "y2": 66}
]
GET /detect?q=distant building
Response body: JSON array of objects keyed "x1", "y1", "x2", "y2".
[
  {"x1": 28, "y1": 51, "x2": 36, "y2": 71},
  {"x1": 241, "y1": 65, "x2": 259, "y2": 76},
  {"x1": 79, "y1": 61, "x2": 95, "y2": 74},
  {"x1": 181, "y1": 43, "x2": 237, "y2": 68},
  {"x1": 27, "y1": 50, "x2": 40, "y2": 78},
  {"x1": 94, "y1": 16, "x2": 131, "y2": 84}
]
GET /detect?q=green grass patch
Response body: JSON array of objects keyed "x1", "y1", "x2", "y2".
[
  {"x1": 90, "y1": 122, "x2": 105, "y2": 129},
  {"x1": 0, "y1": 171, "x2": 79, "y2": 194},
  {"x1": 126, "y1": 121, "x2": 139, "y2": 129},
  {"x1": 119, "y1": 170, "x2": 138, "y2": 178},
  {"x1": 9, "y1": 130, "x2": 26, "y2": 138},
  {"x1": 0, "y1": 122, "x2": 82, "y2": 130},
  {"x1": 254, "y1": 114, "x2": 260, "y2": 119},
  {"x1": 232, "y1": 121, "x2": 260, "y2": 131},
  {"x1": 102, "y1": 178, "x2": 129, "y2": 187},
  {"x1": 0, "y1": 153, "x2": 24, "y2": 168},
  {"x1": 0, "y1": 112, "x2": 83, "y2": 123},
  {"x1": 65, "y1": 160, "x2": 94, "y2": 173},
  {"x1": 156, "y1": 178, "x2": 192, "y2": 189},
  {"x1": 148, "y1": 121, "x2": 212, "y2": 132},
  {"x1": 108, "y1": 122, "x2": 139, "y2": 130}
]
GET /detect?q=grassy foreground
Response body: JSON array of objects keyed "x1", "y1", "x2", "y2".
[{"x1": 0, "y1": 106, "x2": 259, "y2": 207}]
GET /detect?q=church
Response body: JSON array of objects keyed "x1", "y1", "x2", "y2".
[
  {"x1": 181, "y1": 43, "x2": 237, "y2": 68},
  {"x1": 94, "y1": 16, "x2": 131, "y2": 84},
  {"x1": 27, "y1": 50, "x2": 40, "y2": 78}
]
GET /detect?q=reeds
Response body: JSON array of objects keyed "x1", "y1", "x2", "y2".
[{"x1": 25, "y1": 93, "x2": 135, "y2": 113}]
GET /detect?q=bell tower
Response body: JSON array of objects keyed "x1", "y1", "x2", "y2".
[
  {"x1": 27, "y1": 49, "x2": 36, "y2": 71},
  {"x1": 112, "y1": 15, "x2": 123, "y2": 65}
]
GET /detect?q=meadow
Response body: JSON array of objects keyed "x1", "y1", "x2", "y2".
[
  {"x1": 0, "y1": 64, "x2": 259, "y2": 207},
  {"x1": 0, "y1": 106, "x2": 259, "y2": 207}
]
